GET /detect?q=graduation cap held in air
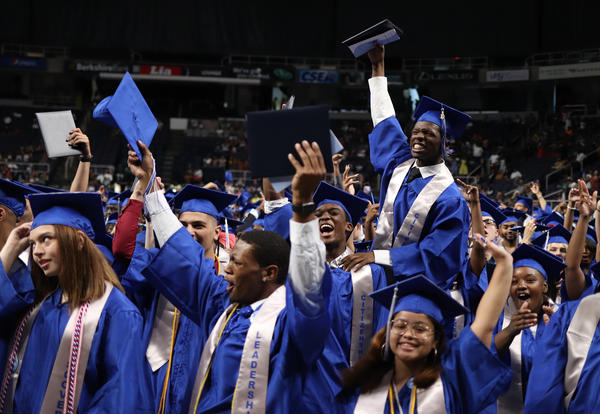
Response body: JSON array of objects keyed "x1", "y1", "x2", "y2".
[
  {"x1": 171, "y1": 184, "x2": 237, "y2": 219},
  {"x1": 93, "y1": 72, "x2": 158, "y2": 159},
  {"x1": 246, "y1": 105, "x2": 332, "y2": 179},
  {"x1": 413, "y1": 96, "x2": 472, "y2": 156},
  {"x1": 342, "y1": 19, "x2": 403, "y2": 58}
]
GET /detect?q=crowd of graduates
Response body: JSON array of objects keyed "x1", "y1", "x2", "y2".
[{"x1": 0, "y1": 42, "x2": 599, "y2": 414}]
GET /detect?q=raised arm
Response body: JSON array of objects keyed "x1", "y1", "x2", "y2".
[
  {"x1": 530, "y1": 182, "x2": 547, "y2": 212},
  {"x1": 563, "y1": 187, "x2": 577, "y2": 230},
  {"x1": 67, "y1": 128, "x2": 92, "y2": 192},
  {"x1": 564, "y1": 180, "x2": 595, "y2": 300},
  {"x1": 458, "y1": 179, "x2": 486, "y2": 277},
  {"x1": 471, "y1": 235, "x2": 514, "y2": 348}
]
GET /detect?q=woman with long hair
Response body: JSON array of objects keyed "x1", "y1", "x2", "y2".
[
  {"x1": 0, "y1": 192, "x2": 153, "y2": 413},
  {"x1": 340, "y1": 237, "x2": 513, "y2": 413}
]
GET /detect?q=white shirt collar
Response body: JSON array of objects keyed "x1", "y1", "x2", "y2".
[
  {"x1": 329, "y1": 247, "x2": 353, "y2": 269},
  {"x1": 415, "y1": 160, "x2": 445, "y2": 179}
]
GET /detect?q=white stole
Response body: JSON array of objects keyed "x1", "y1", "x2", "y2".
[
  {"x1": 146, "y1": 294, "x2": 177, "y2": 372},
  {"x1": 564, "y1": 293, "x2": 600, "y2": 410},
  {"x1": 189, "y1": 286, "x2": 286, "y2": 414},
  {"x1": 354, "y1": 371, "x2": 446, "y2": 413},
  {"x1": 373, "y1": 159, "x2": 454, "y2": 249},
  {"x1": 349, "y1": 265, "x2": 374, "y2": 366}
]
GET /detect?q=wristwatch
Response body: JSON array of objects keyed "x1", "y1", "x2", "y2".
[{"x1": 291, "y1": 202, "x2": 316, "y2": 216}]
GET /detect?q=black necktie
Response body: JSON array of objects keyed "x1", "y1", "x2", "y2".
[{"x1": 406, "y1": 167, "x2": 422, "y2": 183}]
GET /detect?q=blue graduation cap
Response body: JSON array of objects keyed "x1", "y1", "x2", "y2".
[
  {"x1": 28, "y1": 192, "x2": 112, "y2": 249},
  {"x1": 586, "y1": 225, "x2": 597, "y2": 243},
  {"x1": 512, "y1": 244, "x2": 566, "y2": 282},
  {"x1": 253, "y1": 218, "x2": 265, "y2": 228},
  {"x1": 370, "y1": 275, "x2": 468, "y2": 325},
  {"x1": 342, "y1": 19, "x2": 403, "y2": 58},
  {"x1": 171, "y1": 184, "x2": 237, "y2": 219},
  {"x1": 0, "y1": 179, "x2": 40, "y2": 217},
  {"x1": 93, "y1": 72, "x2": 158, "y2": 159},
  {"x1": 514, "y1": 196, "x2": 533, "y2": 214},
  {"x1": 27, "y1": 184, "x2": 66, "y2": 193},
  {"x1": 312, "y1": 181, "x2": 369, "y2": 227},
  {"x1": 480, "y1": 197, "x2": 506, "y2": 226},
  {"x1": 413, "y1": 96, "x2": 471, "y2": 155},
  {"x1": 284, "y1": 190, "x2": 293, "y2": 201},
  {"x1": 532, "y1": 225, "x2": 571, "y2": 249},
  {"x1": 499, "y1": 208, "x2": 527, "y2": 225},
  {"x1": 542, "y1": 212, "x2": 564, "y2": 227},
  {"x1": 479, "y1": 193, "x2": 500, "y2": 208}
]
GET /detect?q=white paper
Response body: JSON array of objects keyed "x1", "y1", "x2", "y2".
[{"x1": 36, "y1": 111, "x2": 81, "y2": 158}]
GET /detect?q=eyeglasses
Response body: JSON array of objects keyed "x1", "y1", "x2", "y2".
[
  {"x1": 390, "y1": 319, "x2": 434, "y2": 338},
  {"x1": 482, "y1": 219, "x2": 496, "y2": 226}
]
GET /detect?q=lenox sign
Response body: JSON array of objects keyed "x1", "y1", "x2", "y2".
[
  {"x1": 298, "y1": 69, "x2": 339, "y2": 84},
  {"x1": 138, "y1": 65, "x2": 183, "y2": 76}
]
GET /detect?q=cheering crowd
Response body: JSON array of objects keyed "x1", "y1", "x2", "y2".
[{"x1": 0, "y1": 43, "x2": 598, "y2": 414}]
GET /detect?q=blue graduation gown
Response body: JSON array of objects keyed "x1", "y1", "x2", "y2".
[
  {"x1": 369, "y1": 117, "x2": 470, "y2": 289},
  {"x1": 120, "y1": 242, "x2": 226, "y2": 414},
  {"x1": 524, "y1": 298, "x2": 600, "y2": 413},
  {"x1": 141, "y1": 227, "x2": 333, "y2": 413},
  {"x1": 264, "y1": 203, "x2": 293, "y2": 240},
  {"x1": 0, "y1": 269, "x2": 154, "y2": 413},
  {"x1": 560, "y1": 267, "x2": 598, "y2": 301},
  {"x1": 341, "y1": 327, "x2": 511, "y2": 414}
]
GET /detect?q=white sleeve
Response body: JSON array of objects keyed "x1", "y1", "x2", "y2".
[
  {"x1": 368, "y1": 77, "x2": 396, "y2": 127},
  {"x1": 264, "y1": 197, "x2": 290, "y2": 215},
  {"x1": 288, "y1": 218, "x2": 327, "y2": 316},
  {"x1": 144, "y1": 191, "x2": 183, "y2": 246},
  {"x1": 373, "y1": 249, "x2": 392, "y2": 267}
]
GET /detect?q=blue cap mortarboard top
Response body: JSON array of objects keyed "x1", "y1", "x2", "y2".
[
  {"x1": 480, "y1": 197, "x2": 506, "y2": 226},
  {"x1": 370, "y1": 275, "x2": 468, "y2": 324},
  {"x1": 0, "y1": 179, "x2": 40, "y2": 217},
  {"x1": 413, "y1": 96, "x2": 472, "y2": 142},
  {"x1": 29, "y1": 192, "x2": 113, "y2": 249},
  {"x1": 106, "y1": 212, "x2": 119, "y2": 225},
  {"x1": 499, "y1": 207, "x2": 527, "y2": 225},
  {"x1": 586, "y1": 226, "x2": 597, "y2": 243},
  {"x1": 27, "y1": 184, "x2": 66, "y2": 193},
  {"x1": 164, "y1": 190, "x2": 177, "y2": 203},
  {"x1": 93, "y1": 72, "x2": 158, "y2": 159},
  {"x1": 542, "y1": 212, "x2": 564, "y2": 227},
  {"x1": 514, "y1": 196, "x2": 534, "y2": 214},
  {"x1": 479, "y1": 193, "x2": 500, "y2": 208},
  {"x1": 171, "y1": 184, "x2": 237, "y2": 219},
  {"x1": 512, "y1": 244, "x2": 566, "y2": 282},
  {"x1": 312, "y1": 182, "x2": 369, "y2": 227},
  {"x1": 532, "y1": 224, "x2": 571, "y2": 248}
]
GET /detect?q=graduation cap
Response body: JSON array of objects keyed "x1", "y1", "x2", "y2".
[
  {"x1": 514, "y1": 196, "x2": 533, "y2": 214},
  {"x1": 413, "y1": 97, "x2": 471, "y2": 156},
  {"x1": 532, "y1": 225, "x2": 571, "y2": 249},
  {"x1": 246, "y1": 105, "x2": 332, "y2": 179},
  {"x1": 371, "y1": 275, "x2": 468, "y2": 359},
  {"x1": 27, "y1": 184, "x2": 67, "y2": 193},
  {"x1": 312, "y1": 181, "x2": 369, "y2": 227},
  {"x1": 105, "y1": 212, "x2": 119, "y2": 225},
  {"x1": 541, "y1": 212, "x2": 564, "y2": 227},
  {"x1": 171, "y1": 184, "x2": 237, "y2": 219},
  {"x1": 480, "y1": 197, "x2": 506, "y2": 226},
  {"x1": 28, "y1": 192, "x2": 112, "y2": 249},
  {"x1": 354, "y1": 240, "x2": 373, "y2": 252},
  {"x1": 511, "y1": 224, "x2": 551, "y2": 234},
  {"x1": 512, "y1": 244, "x2": 566, "y2": 281},
  {"x1": 93, "y1": 72, "x2": 158, "y2": 159},
  {"x1": 499, "y1": 208, "x2": 526, "y2": 225},
  {"x1": 342, "y1": 19, "x2": 403, "y2": 58},
  {"x1": 479, "y1": 193, "x2": 500, "y2": 208},
  {"x1": 0, "y1": 179, "x2": 40, "y2": 217},
  {"x1": 253, "y1": 218, "x2": 265, "y2": 228},
  {"x1": 586, "y1": 225, "x2": 597, "y2": 243}
]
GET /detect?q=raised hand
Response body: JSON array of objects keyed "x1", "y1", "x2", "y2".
[
  {"x1": 456, "y1": 178, "x2": 480, "y2": 204},
  {"x1": 127, "y1": 141, "x2": 155, "y2": 189},
  {"x1": 288, "y1": 140, "x2": 326, "y2": 205},
  {"x1": 67, "y1": 128, "x2": 92, "y2": 158},
  {"x1": 530, "y1": 182, "x2": 541, "y2": 196},
  {"x1": 342, "y1": 165, "x2": 359, "y2": 195}
]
